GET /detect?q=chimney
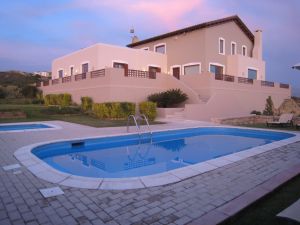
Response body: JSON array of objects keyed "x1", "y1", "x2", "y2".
[
  {"x1": 252, "y1": 30, "x2": 262, "y2": 60},
  {"x1": 131, "y1": 35, "x2": 139, "y2": 44}
]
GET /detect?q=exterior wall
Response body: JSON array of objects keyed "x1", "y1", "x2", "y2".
[
  {"x1": 131, "y1": 21, "x2": 262, "y2": 78},
  {"x1": 52, "y1": 44, "x2": 167, "y2": 79},
  {"x1": 183, "y1": 73, "x2": 291, "y2": 121},
  {"x1": 41, "y1": 68, "x2": 200, "y2": 104}
]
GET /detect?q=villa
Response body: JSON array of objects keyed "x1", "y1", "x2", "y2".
[{"x1": 40, "y1": 15, "x2": 291, "y2": 121}]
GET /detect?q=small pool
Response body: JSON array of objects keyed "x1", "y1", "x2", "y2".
[
  {"x1": 0, "y1": 123, "x2": 59, "y2": 132},
  {"x1": 32, "y1": 127, "x2": 295, "y2": 178}
]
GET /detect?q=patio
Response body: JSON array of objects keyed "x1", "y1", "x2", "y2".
[{"x1": 1, "y1": 120, "x2": 300, "y2": 225}]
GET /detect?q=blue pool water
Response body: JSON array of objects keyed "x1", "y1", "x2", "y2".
[
  {"x1": 0, "y1": 123, "x2": 51, "y2": 131},
  {"x1": 32, "y1": 127, "x2": 294, "y2": 178}
]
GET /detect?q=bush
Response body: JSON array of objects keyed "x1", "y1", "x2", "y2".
[
  {"x1": 0, "y1": 87, "x2": 7, "y2": 99},
  {"x1": 148, "y1": 89, "x2": 188, "y2": 108},
  {"x1": 92, "y1": 102, "x2": 135, "y2": 119},
  {"x1": 250, "y1": 110, "x2": 262, "y2": 115},
  {"x1": 20, "y1": 85, "x2": 39, "y2": 98},
  {"x1": 81, "y1": 97, "x2": 93, "y2": 112},
  {"x1": 44, "y1": 93, "x2": 72, "y2": 106},
  {"x1": 263, "y1": 96, "x2": 274, "y2": 116},
  {"x1": 139, "y1": 101, "x2": 157, "y2": 121}
]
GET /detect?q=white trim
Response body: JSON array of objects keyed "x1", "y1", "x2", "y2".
[
  {"x1": 231, "y1": 42, "x2": 237, "y2": 55},
  {"x1": 218, "y1": 37, "x2": 225, "y2": 55},
  {"x1": 154, "y1": 43, "x2": 166, "y2": 54},
  {"x1": 182, "y1": 62, "x2": 201, "y2": 75},
  {"x1": 81, "y1": 61, "x2": 90, "y2": 73},
  {"x1": 247, "y1": 67, "x2": 259, "y2": 79},
  {"x1": 141, "y1": 47, "x2": 149, "y2": 51},
  {"x1": 69, "y1": 65, "x2": 74, "y2": 76},
  {"x1": 242, "y1": 45, "x2": 247, "y2": 56},
  {"x1": 209, "y1": 62, "x2": 226, "y2": 74},
  {"x1": 170, "y1": 65, "x2": 182, "y2": 76}
]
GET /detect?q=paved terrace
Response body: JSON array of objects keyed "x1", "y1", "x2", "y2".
[{"x1": 0, "y1": 120, "x2": 300, "y2": 225}]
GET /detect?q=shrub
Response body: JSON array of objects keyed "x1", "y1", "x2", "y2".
[
  {"x1": 0, "y1": 87, "x2": 7, "y2": 99},
  {"x1": 20, "y1": 85, "x2": 39, "y2": 98},
  {"x1": 139, "y1": 101, "x2": 157, "y2": 121},
  {"x1": 92, "y1": 102, "x2": 135, "y2": 119},
  {"x1": 263, "y1": 96, "x2": 274, "y2": 116},
  {"x1": 250, "y1": 110, "x2": 262, "y2": 115},
  {"x1": 148, "y1": 89, "x2": 188, "y2": 108},
  {"x1": 44, "y1": 93, "x2": 72, "y2": 106},
  {"x1": 81, "y1": 97, "x2": 93, "y2": 112}
]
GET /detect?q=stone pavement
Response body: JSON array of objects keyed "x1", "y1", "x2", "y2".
[{"x1": 0, "y1": 120, "x2": 300, "y2": 225}]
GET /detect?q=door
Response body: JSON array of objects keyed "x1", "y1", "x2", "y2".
[
  {"x1": 148, "y1": 66, "x2": 161, "y2": 79},
  {"x1": 172, "y1": 67, "x2": 180, "y2": 80},
  {"x1": 113, "y1": 62, "x2": 128, "y2": 76},
  {"x1": 82, "y1": 63, "x2": 89, "y2": 73}
]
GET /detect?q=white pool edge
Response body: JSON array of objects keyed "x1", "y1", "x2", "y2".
[
  {"x1": 0, "y1": 121, "x2": 61, "y2": 134},
  {"x1": 14, "y1": 125, "x2": 300, "y2": 190}
]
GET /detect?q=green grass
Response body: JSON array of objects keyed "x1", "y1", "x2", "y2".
[
  {"x1": 221, "y1": 175, "x2": 300, "y2": 225},
  {"x1": 0, "y1": 104, "x2": 163, "y2": 127}
]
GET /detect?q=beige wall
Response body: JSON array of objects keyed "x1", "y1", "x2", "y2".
[
  {"x1": 52, "y1": 44, "x2": 167, "y2": 79},
  {"x1": 131, "y1": 21, "x2": 263, "y2": 78}
]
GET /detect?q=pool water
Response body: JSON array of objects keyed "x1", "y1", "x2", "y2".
[
  {"x1": 32, "y1": 127, "x2": 294, "y2": 178},
  {"x1": 0, "y1": 123, "x2": 52, "y2": 131}
]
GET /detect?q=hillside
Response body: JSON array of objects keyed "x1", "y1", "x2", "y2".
[{"x1": 0, "y1": 71, "x2": 41, "y2": 87}]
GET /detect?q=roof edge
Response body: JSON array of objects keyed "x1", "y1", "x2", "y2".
[{"x1": 127, "y1": 15, "x2": 254, "y2": 47}]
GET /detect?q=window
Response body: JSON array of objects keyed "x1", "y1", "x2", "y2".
[
  {"x1": 82, "y1": 63, "x2": 89, "y2": 73},
  {"x1": 242, "y1": 45, "x2": 247, "y2": 56},
  {"x1": 231, "y1": 42, "x2": 236, "y2": 55},
  {"x1": 70, "y1": 67, "x2": 74, "y2": 76},
  {"x1": 58, "y1": 70, "x2": 63, "y2": 78},
  {"x1": 113, "y1": 62, "x2": 128, "y2": 75},
  {"x1": 154, "y1": 43, "x2": 166, "y2": 54},
  {"x1": 219, "y1": 38, "x2": 225, "y2": 55},
  {"x1": 248, "y1": 69, "x2": 257, "y2": 79},
  {"x1": 209, "y1": 64, "x2": 224, "y2": 75},
  {"x1": 183, "y1": 64, "x2": 200, "y2": 75}
]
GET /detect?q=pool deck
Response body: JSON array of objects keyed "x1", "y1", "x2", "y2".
[{"x1": 1, "y1": 120, "x2": 300, "y2": 225}]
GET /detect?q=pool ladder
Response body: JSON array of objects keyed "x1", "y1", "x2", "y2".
[{"x1": 127, "y1": 114, "x2": 152, "y2": 143}]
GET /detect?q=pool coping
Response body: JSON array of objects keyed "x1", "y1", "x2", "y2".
[
  {"x1": 0, "y1": 121, "x2": 61, "y2": 134},
  {"x1": 13, "y1": 125, "x2": 300, "y2": 190}
]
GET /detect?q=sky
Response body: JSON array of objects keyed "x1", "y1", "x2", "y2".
[{"x1": 0, "y1": 0, "x2": 300, "y2": 95}]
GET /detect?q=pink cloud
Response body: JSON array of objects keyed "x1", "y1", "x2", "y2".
[{"x1": 73, "y1": 0, "x2": 205, "y2": 29}]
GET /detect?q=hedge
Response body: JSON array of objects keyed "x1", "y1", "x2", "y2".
[
  {"x1": 81, "y1": 96, "x2": 93, "y2": 112},
  {"x1": 139, "y1": 101, "x2": 157, "y2": 121},
  {"x1": 92, "y1": 102, "x2": 135, "y2": 119},
  {"x1": 44, "y1": 93, "x2": 72, "y2": 106}
]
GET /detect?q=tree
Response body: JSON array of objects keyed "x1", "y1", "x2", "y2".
[{"x1": 263, "y1": 96, "x2": 274, "y2": 116}]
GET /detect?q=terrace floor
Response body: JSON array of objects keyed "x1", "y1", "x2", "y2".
[{"x1": 0, "y1": 120, "x2": 300, "y2": 225}]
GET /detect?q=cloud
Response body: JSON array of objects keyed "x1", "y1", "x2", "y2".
[{"x1": 73, "y1": 0, "x2": 204, "y2": 29}]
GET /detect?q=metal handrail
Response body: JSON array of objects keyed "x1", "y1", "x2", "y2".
[
  {"x1": 140, "y1": 114, "x2": 152, "y2": 136},
  {"x1": 127, "y1": 115, "x2": 140, "y2": 134}
]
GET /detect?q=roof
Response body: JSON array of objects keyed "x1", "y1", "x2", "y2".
[{"x1": 127, "y1": 15, "x2": 254, "y2": 47}]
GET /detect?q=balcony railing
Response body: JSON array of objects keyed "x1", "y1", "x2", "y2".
[
  {"x1": 52, "y1": 79, "x2": 59, "y2": 85},
  {"x1": 91, "y1": 69, "x2": 105, "y2": 78},
  {"x1": 62, "y1": 76, "x2": 72, "y2": 83},
  {"x1": 215, "y1": 74, "x2": 234, "y2": 82},
  {"x1": 75, "y1": 73, "x2": 86, "y2": 81},
  {"x1": 280, "y1": 83, "x2": 289, "y2": 89},
  {"x1": 261, "y1": 80, "x2": 274, "y2": 87},
  {"x1": 127, "y1": 69, "x2": 156, "y2": 79},
  {"x1": 238, "y1": 77, "x2": 253, "y2": 84}
]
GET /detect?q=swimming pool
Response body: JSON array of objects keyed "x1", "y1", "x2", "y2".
[
  {"x1": 0, "y1": 122, "x2": 60, "y2": 133},
  {"x1": 31, "y1": 127, "x2": 295, "y2": 179}
]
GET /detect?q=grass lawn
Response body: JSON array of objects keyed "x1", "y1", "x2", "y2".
[
  {"x1": 0, "y1": 104, "x2": 163, "y2": 127},
  {"x1": 221, "y1": 175, "x2": 300, "y2": 225}
]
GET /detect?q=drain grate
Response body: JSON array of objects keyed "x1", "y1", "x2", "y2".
[
  {"x1": 39, "y1": 187, "x2": 64, "y2": 198},
  {"x1": 2, "y1": 164, "x2": 21, "y2": 171}
]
